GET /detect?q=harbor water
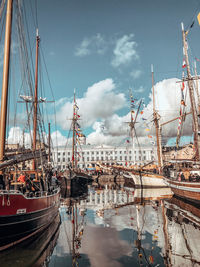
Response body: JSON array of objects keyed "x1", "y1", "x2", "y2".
[{"x1": 1, "y1": 179, "x2": 200, "y2": 267}]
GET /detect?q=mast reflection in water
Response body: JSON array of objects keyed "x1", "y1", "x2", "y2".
[
  {"x1": 49, "y1": 182, "x2": 174, "y2": 267},
  {"x1": 2, "y1": 180, "x2": 200, "y2": 266}
]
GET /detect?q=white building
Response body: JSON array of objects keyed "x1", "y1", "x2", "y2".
[{"x1": 51, "y1": 144, "x2": 157, "y2": 170}]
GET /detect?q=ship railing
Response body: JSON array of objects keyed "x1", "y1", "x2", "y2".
[
  {"x1": 0, "y1": 187, "x2": 60, "y2": 197},
  {"x1": 0, "y1": 189, "x2": 22, "y2": 195}
]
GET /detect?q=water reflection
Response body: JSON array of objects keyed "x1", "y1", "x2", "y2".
[
  {"x1": 2, "y1": 180, "x2": 200, "y2": 266},
  {"x1": 163, "y1": 196, "x2": 200, "y2": 266},
  {"x1": 0, "y1": 213, "x2": 60, "y2": 267}
]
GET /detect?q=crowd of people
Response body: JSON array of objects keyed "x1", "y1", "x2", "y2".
[
  {"x1": 0, "y1": 170, "x2": 60, "y2": 196},
  {"x1": 177, "y1": 171, "x2": 200, "y2": 182}
]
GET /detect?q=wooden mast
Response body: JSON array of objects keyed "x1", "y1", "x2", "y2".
[
  {"x1": 151, "y1": 64, "x2": 163, "y2": 173},
  {"x1": 72, "y1": 89, "x2": 76, "y2": 170},
  {"x1": 0, "y1": 0, "x2": 13, "y2": 163},
  {"x1": 48, "y1": 122, "x2": 51, "y2": 164},
  {"x1": 129, "y1": 89, "x2": 135, "y2": 165},
  {"x1": 181, "y1": 22, "x2": 200, "y2": 161},
  {"x1": 32, "y1": 29, "x2": 40, "y2": 170},
  {"x1": 194, "y1": 61, "x2": 200, "y2": 115}
]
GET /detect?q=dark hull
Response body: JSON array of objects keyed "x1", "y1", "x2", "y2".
[
  {"x1": 0, "y1": 213, "x2": 61, "y2": 266},
  {"x1": 0, "y1": 189, "x2": 60, "y2": 251}
]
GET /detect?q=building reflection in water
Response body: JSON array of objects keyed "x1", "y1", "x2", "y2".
[{"x1": 2, "y1": 179, "x2": 200, "y2": 267}]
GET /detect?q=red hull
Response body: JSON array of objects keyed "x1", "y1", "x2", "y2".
[
  {"x1": 0, "y1": 190, "x2": 60, "y2": 215},
  {"x1": 0, "y1": 189, "x2": 60, "y2": 251}
]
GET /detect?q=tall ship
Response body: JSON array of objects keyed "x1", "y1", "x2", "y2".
[
  {"x1": 164, "y1": 22, "x2": 200, "y2": 203},
  {"x1": 0, "y1": 0, "x2": 60, "y2": 250},
  {"x1": 121, "y1": 74, "x2": 166, "y2": 188},
  {"x1": 63, "y1": 90, "x2": 92, "y2": 184}
]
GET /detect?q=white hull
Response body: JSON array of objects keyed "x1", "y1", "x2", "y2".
[
  {"x1": 134, "y1": 187, "x2": 172, "y2": 201},
  {"x1": 124, "y1": 172, "x2": 167, "y2": 188}
]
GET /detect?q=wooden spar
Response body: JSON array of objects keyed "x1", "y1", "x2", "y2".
[
  {"x1": 32, "y1": 29, "x2": 40, "y2": 170},
  {"x1": 151, "y1": 64, "x2": 163, "y2": 172},
  {"x1": 48, "y1": 122, "x2": 51, "y2": 163},
  {"x1": 72, "y1": 89, "x2": 76, "y2": 170},
  {"x1": 0, "y1": 0, "x2": 13, "y2": 163},
  {"x1": 194, "y1": 61, "x2": 200, "y2": 115},
  {"x1": 161, "y1": 112, "x2": 192, "y2": 127},
  {"x1": 181, "y1": 23, "x2": 200, "y2": 161}
]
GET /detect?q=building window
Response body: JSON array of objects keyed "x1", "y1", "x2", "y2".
[
  {"x1": 87, "y1": 152, "x2": 89, "y2": 155},
  {"x1": 129, "y1": 151, "x2": 131, "y2": 154},
  {"x1": 63, "y1": 158, "x2": 65, "y2": 162},
  {"x1": 92, "y1": 157, "x2": 94, "y2": 161},
  {"x1": 125, "y1": 156, "x2": 127, "y2": 160},
  {"x1": 58, "y1": 152, "x2": 60, "y2": 156},
  {"x1": 115, "y1": 156, "x2": 117, "y2": 160},
  {"x1": 101, "y1": 157, "x2": 104, "y2": 160},
  {"x1": 115, "y1": 151, "x2": 117, "y2": 154},
  {"x1": 129, "y1": 156, "x2": 132, "y2": 160},
  {"x1": 87, "y1": 157, "x2": 89, "y2": 161},
  {"x1": 63, "y1": 152, "x2": 65, "y2": 156},
  {"x1": 68, "y1": 152, "x2": 70, "y2": 155},
  {"x1": 120, "y1": 156, "x2": 122, "y2": 160},
  {"x1": 58, "y1": 158, "x2": 60, "y2": 162},
  {"x1": 92, "y1": 152, "x2": 94, "y2": 155},
  {"x1": 101, "y1": 151, "x2": 103, "y2": 155},
  {"x1": 143, "y1": 156, "x2": 146, "y2": 160},
  {"x1": 96, "y1": 151, "x2": 99, "y2": 155},
  {"x1": 120, "y1": 151, "x2": 122, "y2": 154},
  {"x1": 63, "y1": 165, "x2": 65, "y2": 169}
]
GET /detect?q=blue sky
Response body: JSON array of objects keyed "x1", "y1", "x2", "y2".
[{"x1": 4, "y1": 0, "x2": 200, "y2": 146}]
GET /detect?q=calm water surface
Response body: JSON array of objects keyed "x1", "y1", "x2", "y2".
[{"x1": 1, "y1": 181, "x2": 200, "y2": 267}]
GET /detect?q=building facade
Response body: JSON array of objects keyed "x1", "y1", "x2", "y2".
[{"x1": 51, "y1": 144, "x2": 157, "y2": 170}]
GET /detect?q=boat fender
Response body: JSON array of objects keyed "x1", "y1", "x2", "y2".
[
  {"x1": 2, "y1": 195, "x2": 4, "y2": 206},
  {"x1": 7, "y1": 195, "x2": 10, "y2": 206}
]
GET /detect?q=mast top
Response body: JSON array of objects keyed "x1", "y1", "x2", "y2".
[
  {"x1": 181, "y1": 22, "x2": 184, "y2": 31},
  {"x1": 151, "y1": 64, "x2": 154, "y2": 73},
  {"x1": 36, "y1": 28, "x2": 39, "y2": 37}
]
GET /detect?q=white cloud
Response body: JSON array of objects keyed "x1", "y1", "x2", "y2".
[
  {"x1": 134, "y1": 86, "x2": 145, "y2": 94},
  {"x1": 130, "y1": 69, "x2": 142, "y2": 79},
  {"x1": 56, "y1": 78, "x2": 126, "y2": 130},
  {"x1": 74, "y1": 33, "x2": 106, "y2": 57},
  {"x1": 87, "y1": 78, "x2": 195, "y2": 146},
  {"x1": 7, "y1": 127, "x2": 32, "y2": 148},
  {"x1": 51, "y1": 131, "x2": 68, "y2": 147},
  {"x1": 7, "y1": 127, "x2": 69, "y2": 149},
  {"x1": 111, "y1": 34, "x2": 139, "y2": 68},
  {"x1": 8, "y1": 78, "x2": 194, "y2": 148}
]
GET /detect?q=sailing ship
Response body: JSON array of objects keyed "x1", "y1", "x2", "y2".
[
  {"x1": 164, "y1": 22, "x2": 200, "y2": 203},
  {"x1": 63, "y1": 90, "x2": 92, "y2": 184},
  {"x1": 121, "y1": 72, "x2": 167, "y2": 188},
  {"x1": 0, "y1": 1, "x2": 60, "y2": 251}
]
